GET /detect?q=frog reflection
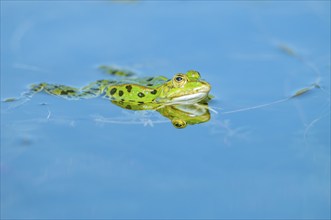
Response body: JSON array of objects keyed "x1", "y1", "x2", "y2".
[
  {"x1": 159, "y1": 104, "x2": 210, "y2": 128},
  {"x1": 112, "y1": 100, "x2": 211, "y2": 128}
]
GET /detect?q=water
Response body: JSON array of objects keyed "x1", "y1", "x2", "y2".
[{"x1": 1, "y1": 1, "x2": 330, "y2": 219}]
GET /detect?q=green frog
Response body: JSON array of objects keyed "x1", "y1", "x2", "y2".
[{"x1": 5, "y1": 67, "x2": 212, "y2": 128}]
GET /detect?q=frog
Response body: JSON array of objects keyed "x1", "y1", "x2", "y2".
[
  {"x1": 4, "y1": 67, "x2": 212, "y2": 128},
  {"x1": 27, "y1": 68, "x2": 211, "y2": 107}
]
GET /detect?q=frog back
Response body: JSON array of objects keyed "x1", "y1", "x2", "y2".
[
  {"x1": 105, "y1": 84, "x2": 160, "y2": 104},
  {"x1": 114, "y1": 76, "x2": 169, "y2": 88},
  {"x1": 103, "y1": 76, "x2": 169, "y2": 103}
]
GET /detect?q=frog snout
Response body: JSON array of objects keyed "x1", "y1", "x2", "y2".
[{"x1": 196, "y1": 83, "x2": 211, "y2": 93}]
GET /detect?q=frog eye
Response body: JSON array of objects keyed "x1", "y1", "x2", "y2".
[
  {"x1": 172, "y1": 119, "x2": 187, "y2": 128},
  {"x1": 175, "y1": 76, "x2": 183, "y2": 82},
  {"x1": 172, "y1": 74, "x2": 187, "y2": 87}
]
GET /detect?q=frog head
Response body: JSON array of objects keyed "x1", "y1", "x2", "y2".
[{"x1": 156, "y1": 70, "x2": 211, "y2": 104}]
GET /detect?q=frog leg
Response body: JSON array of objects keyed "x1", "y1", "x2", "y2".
[
  {"x1": 1, "y1": 83, "x2": 48, "y2": 109},
  {"x1": 28, "y1": 79, "x2": 117, "y2": 100},
  {"x1": 79, "y1": 79, "x2": 116, "y2": 99},
  {"x1": 3, "y1": 80, "x2": 116, "y2": 106},
  {"x1": 27, "y1": 83, "x2": 81, "y2": 100}
]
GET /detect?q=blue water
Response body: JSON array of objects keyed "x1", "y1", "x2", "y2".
[{"x1": 1, "y1": 1, "x2": 330, "y2": 219}]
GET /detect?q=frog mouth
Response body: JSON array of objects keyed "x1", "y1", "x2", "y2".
[
  {"x1": 170, "y1": 84, "x2": 210, "y2": 104},
  {"x1": 171, "y1": 92, "x2": 209, "y2": 104}
]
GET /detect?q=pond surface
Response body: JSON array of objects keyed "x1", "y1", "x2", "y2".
[{"x1": 1, "y1": 1, "x2": 330, "y2": 219}]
